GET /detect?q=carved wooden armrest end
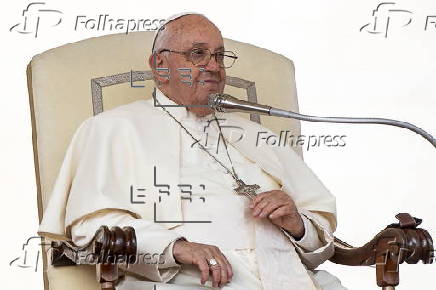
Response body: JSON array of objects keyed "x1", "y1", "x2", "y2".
[
  {"x1": 51, "y1": 226, "x2": 137, "y2": 266},
  {"x1": 50, "y1": 226, "x2": 137, "y2": 290},
  {"x1": 330, "y1": 213, "x2": 434, "y2": 289}
]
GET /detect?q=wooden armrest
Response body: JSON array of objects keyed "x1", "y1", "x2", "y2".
[
  {"x1": 329, "y1": 213, "x2": 434, "y2": 289},
  {"x1": 50, "y1": 226, "x2": 137, "y2": 290}
]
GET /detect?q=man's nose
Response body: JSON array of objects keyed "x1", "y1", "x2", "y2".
[{"x1": 204, "y1": 54, "x2": 221, "y2": 72}]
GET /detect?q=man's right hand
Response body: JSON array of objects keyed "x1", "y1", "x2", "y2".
[{"x1": 172, "y1": 240, "x2": 233, "y2": 288}]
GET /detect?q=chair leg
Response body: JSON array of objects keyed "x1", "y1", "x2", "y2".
[
  {"x1": 97, "y1": 264, "x2": 119, "y2": 290},
  {"x1": 100, "y1": 282, "x2": 115, "y2": 290},
  {"x1": 376, "y1": 238, "x2": 400, "y2": 289}
]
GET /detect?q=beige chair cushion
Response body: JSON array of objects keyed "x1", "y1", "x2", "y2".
[{"x1": 28, "y1": 31, "x2": 301, "y2": 290}]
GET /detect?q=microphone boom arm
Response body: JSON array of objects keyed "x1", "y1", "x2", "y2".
[{"x1": 208, "y1": 93, "x2": 436, "y2": 148}]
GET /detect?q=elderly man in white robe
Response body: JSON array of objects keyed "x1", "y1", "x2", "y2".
[{"x1": 38, "y1": 12, "x2": 347, "y2": 290}]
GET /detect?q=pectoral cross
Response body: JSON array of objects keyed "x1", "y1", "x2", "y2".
[{"x1": 234, "y1": 179, "x2": 260, "y2": 200}]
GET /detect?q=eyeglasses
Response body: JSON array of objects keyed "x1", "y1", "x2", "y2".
[{"x1": 157, "y1": 47, "x2": 238, "y2": 68}]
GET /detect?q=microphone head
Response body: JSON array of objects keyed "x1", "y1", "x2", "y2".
[
  {"x1": 208, "y1": 93, "x2": 240, "y2": 112},
  {"x1": 208, "y1": 93, "x2": 271, "y2": 115},
  {"x1": 207, "y1": 93, "x2": 220, "y2": 109}
]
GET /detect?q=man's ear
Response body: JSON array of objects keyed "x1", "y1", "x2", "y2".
[{"x1": 148, "y1": 53, "x2": 170, "y2": 87}]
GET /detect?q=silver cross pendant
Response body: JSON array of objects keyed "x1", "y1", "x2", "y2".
[{"x1": 234, "y1": 179, "x2": 260, "y2": 200}]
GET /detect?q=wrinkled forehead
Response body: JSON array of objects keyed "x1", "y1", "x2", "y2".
[{"x1": 179, "y1": 26, "x2": 224, "y2": 50}]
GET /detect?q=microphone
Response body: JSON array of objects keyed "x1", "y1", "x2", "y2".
[
  {"x1": 208, "y1": 93, "x2": 272, "y2": 115},
  {"x1": 208, "y1": 93, "x2": 436, "y2": 148}
]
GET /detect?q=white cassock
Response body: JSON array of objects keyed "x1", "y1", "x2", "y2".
[{"x1": 38, "y1": 88, "x2": 348, "y2": 290}]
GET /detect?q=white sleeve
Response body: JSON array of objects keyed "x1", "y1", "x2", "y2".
[
  {"x1": 71, "y1": 211, "x2": 186, "y2": 282},
  {"x1": 282, "y1": 209, "x2": 335, "y2": 269},
  {"x1": 282, "y1": 212, "x2": 324, "y2": 252}
]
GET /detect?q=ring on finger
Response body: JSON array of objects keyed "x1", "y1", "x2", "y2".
[{"x1": 207, "y1": 258, "x2": 220, "y2": 267}]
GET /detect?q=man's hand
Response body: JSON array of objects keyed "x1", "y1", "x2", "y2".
[
  {"x1": 249, "y1": 189, "x2": 305, "y2": 239},
  {"x1": 172, "y1": 240, "x2": 233, "y2": 288}
]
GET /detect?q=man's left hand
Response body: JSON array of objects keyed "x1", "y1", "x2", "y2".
[{"x1": 249, "y1": 190, "x2": 305, "y2": 239}]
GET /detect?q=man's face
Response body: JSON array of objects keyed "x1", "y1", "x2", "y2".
[{"x1": 152, "y1": 18, "x2": 226, "y2": 117}]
